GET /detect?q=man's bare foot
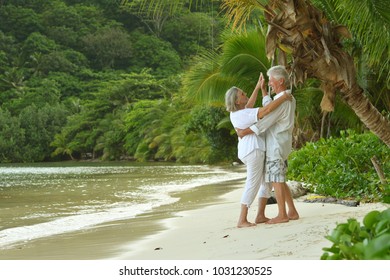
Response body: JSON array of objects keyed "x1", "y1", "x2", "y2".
[
  {"x1": 265, "y1": 216, "x2": 289, "y2": 224},
  {"x1": 288, "y1": 214, "x2": 299, "y2": 220},
  {"x1": 288, "y1": 211, "x2": 299, "y2": 220},
  {"x1": 255, "y1": 217, "x2": 270, "y2": 224},
  {"x1": 237, "y1": 221, "x2": 256, "y2": 228}
]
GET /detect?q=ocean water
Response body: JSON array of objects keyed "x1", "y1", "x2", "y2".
[{"x1": 0, "y1": 162, "x2": 245, "y2": 250}]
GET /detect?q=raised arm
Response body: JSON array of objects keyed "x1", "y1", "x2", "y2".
[
  {"x1": 257, "y1": 92, "x2": 291, "y2": 119},
  {"x1": 245, "y1": 72, "x2": 267, "y2": 108}
]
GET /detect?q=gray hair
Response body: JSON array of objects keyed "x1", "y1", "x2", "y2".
[
  {"x1": 225, "y1": 86, "x2": 240, "y2": 112},
  {"x1": 267, "y1": 65, "x2": 291, "y2": 88}
]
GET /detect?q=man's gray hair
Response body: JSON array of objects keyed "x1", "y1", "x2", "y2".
[
  {"x1": 267, "y1": 65, "x2": 291, "y2": 88},
  {"x1": 225, "y1": 86, "x2": 240, "y2": 112}
]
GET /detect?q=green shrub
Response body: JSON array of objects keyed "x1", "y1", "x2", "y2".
[
  {"x1": 321, "y1": 208, "x2": 390, "y2": 259},
  {"x1": 288, "y1": 130, "x2": 390, "y2": 202}
]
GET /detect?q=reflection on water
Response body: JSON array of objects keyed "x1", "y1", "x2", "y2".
[{"x1": 0, "y1": 162, "x2": 245, "y2": 250}]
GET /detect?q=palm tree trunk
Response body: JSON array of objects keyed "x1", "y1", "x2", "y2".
[
  {"x1": 342, "y1": 83, "x2": 390, "y2": 147},
  {"x1": 263, "y1": 0, "x2": 390, "y2": 148}
]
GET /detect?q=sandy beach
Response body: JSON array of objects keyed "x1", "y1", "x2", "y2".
[
  {"x1": 115, "y1": 186, "x2": 388, "y2": 260},
  {"x1": 1, "y1": 178, "x2": 388, "y2": 260}
]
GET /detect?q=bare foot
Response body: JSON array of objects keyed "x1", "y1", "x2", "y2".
[
  {"x1": 266, "y1": 216, "x2": 289, "y2": 224},
  {"x1": 288, "y1": 211, "x2": 299, "y2": 220},
  {"x1": 237, "y1": 221, "x2": 256, "y2": 228},
  {"x1": 255, "y1": 217, "x2": 270, "y2": 224},
  {"x1": 288, "y1": 214, "x2": 299, "y2": 220}
]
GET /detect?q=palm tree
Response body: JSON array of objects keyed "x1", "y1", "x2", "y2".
[
  {"x1": 221, "y1": 0, "x2": 390, "y2": 147},
  {"x1": 124, "y1": 0, "x2": 390, "y2": 147}
]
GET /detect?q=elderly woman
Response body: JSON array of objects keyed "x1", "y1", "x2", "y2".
[{"x1": 225, "y1": 72, "x2": 292, "y2": 228}]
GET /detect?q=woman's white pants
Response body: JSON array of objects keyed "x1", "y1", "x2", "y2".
[{"x1": 240, "y1": 149, "x2": 272, "y2": 207}]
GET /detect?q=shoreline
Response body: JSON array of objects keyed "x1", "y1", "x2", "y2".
[
  {"x1": 113, "y1": 187, "x2": 388, "y2": 260},
  {"x1": 0, "y1": 177, "x2": 388, "y2": 260},
  {"x1": 0, "y1": 178, "x2": 243, "y2": 260}
]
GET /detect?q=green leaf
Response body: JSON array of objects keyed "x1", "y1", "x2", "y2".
[
  {"x1": 379, "y1": 208, "x2": 390, "y2": 221},
  {"x1": 364, "y1": 233, "x2": 390, "y2": 259},
  {"x1": 363, "y1": 210, "x2": 381, "y2": 229},
  {"x1": 375, "y1": 220, "x2": 390, "y2": 236}
]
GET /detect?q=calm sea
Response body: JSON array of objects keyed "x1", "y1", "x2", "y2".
[{"x1": 0, "y1": 162, "x2": 245, "y2": 250}]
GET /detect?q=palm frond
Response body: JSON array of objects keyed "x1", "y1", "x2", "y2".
[
  {"x1": 221, "y1": 28, "x2": 270, "y2": 77},
  {"x1": 182, "y1": 50, "x2": 237, "y2": 104},
  {"x1": 183, "y1": 29, "x2": 271, "y2": 104},
  {"x1": 313, "y1": 0, "x2": 390, "y2": 85},
  {"x1": 121, "y1": 0, "x2": 207, "y2": 16},
  {"x1": 221, "y1": 0, "x2": 268, "y2": 30}
]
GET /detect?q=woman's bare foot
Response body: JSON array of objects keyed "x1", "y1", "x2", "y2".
[
  {"x1": 266, "y1": 216, "x2": 289, "y2": 224},
  {"x1": 237, "y1": 221, "x2": 256, "y2": 228},
  {"x1": 255, "y1": 216, "x2": 270, "y2": 224}
]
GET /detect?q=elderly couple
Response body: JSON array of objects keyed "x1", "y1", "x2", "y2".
[{"x1": 225, "y1": 65, "x2": 300, "y2": 227}]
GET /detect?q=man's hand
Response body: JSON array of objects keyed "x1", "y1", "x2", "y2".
[
  {"x1": 283, "y1": 92, "x2": 293, "y2": 101},
  {"x1": 235, "y1": 127, "x2": 253, "y2": 138}
]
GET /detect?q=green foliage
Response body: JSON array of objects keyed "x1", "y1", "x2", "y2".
[
  {"x1": 0, "y1": 104, "x2": 67, "y2": 162},
  {"x1": 19, "y1": 104, "x2": 68, "y2": 162},
  {"x1": 124, "y1": 99, "x2": 169, "y2": 161},
  {"x1": 1, "y1": 0, "x2": 388, "y2": 167},
  {"x1": 321, "y1": 208, "x2": 390, "y2": 259},
  {"x1": 22, "y1": 32, "x2": 57, "y2": 56},
  {"x1": 0, "y1": 108, "x2": 24, "y2": 162},
  {"x1": 288, "y1": 130, "x2": 390, "y2": 202},
  {"x1": 50, "y1": 71, "x2": 171, "y2": 160},
  {"x1": 129, "y1": 31, "x2": 182, "y2": 77},
  {"x1": 185, "y1": 105, "x2": 237, "y2": 163},
  {"x1": 82, "y1": 27, "x2": 133, "y2": 69},
  {"x1": 183, "y1": 28, "x2": 271, "y2": 104},
  {"x1": 0, "y1": 0, "x2": 220, "y2": 163},
  {"x1": 161, "y1": 12, "x2": 222, "y2": 58},
  {"x1": 0, "y1": 4, "x2": 43, "y2": 40}
]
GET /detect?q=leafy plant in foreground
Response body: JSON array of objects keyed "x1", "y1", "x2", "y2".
[{"x1": 321, "y1": 208, "x2": 390, "y2": 260}]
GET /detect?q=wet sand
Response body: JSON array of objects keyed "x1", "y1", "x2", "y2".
[{"x1": 0, "y1": 179, "x2": 241, "y2": 260}]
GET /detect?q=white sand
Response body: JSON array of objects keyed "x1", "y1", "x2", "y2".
[{"x1": 115, "y1": 188, "x2": 388, "y2": 260}]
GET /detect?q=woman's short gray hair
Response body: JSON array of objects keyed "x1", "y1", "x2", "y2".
[
  {"x1": 267, "y1": 65, "x2": 291, "y2": 87},
  {"x1": 225, "y1": 86, "x2": 240, "y2": 112}
]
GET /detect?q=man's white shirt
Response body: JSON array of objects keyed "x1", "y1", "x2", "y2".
[{"x1": 250, "y1": 90, "x2": 295, "y2": 160}]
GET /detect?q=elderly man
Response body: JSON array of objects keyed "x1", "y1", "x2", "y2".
[{"x1": 237, "y1": 65, "x2": 299, "y2": 224}]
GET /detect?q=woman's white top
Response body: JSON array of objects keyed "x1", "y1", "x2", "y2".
[{"x1": 230, "y1": 108, "x2": 265, "y2": 160}]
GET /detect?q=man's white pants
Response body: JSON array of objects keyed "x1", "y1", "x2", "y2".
[{"x1": 240, "y1": 149, "x2": 272, "y2": 207}]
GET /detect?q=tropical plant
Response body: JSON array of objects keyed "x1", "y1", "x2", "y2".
[
  {"x1": 321, "y1": 208, "x2": 390, "y2": 260},
  {"x1": 129, "y1": 0, "x2": 390, "y2": 148},
  {"x1": 124, "y1": 99, "x2": 169, "y2": 161},
  {"x1": 82, "y1": 27, "x2": 133, "y2": 69},
  {"x1": 128, "y1": 31, "x2": 182, "y2": 77},
  {"x1": 0, "y1": 108, "x2": 24, "y2": 162},
  {"x1": 183, "y1": 29, "x2": 271, "y2": 104},
  {"x1": 161, "y1": 11, "x2": 222, "y2": 58},
  {"x1": 221, "y1": 0, "x2": 390, "y2": 147},
  {"x1": 288, "y1": 130, "x2": 390, "y2": 202}
]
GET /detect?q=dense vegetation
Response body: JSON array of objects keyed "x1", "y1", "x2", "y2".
[
  {"x1": 0, "y1": 0, "x2": 236, "y2": 163},
  {"x1": 0, "y1": 0, "x2": 389, "y2": 202},
  {"x1": 288, "y1": 130, "x2": 390, "y2": 202}
]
